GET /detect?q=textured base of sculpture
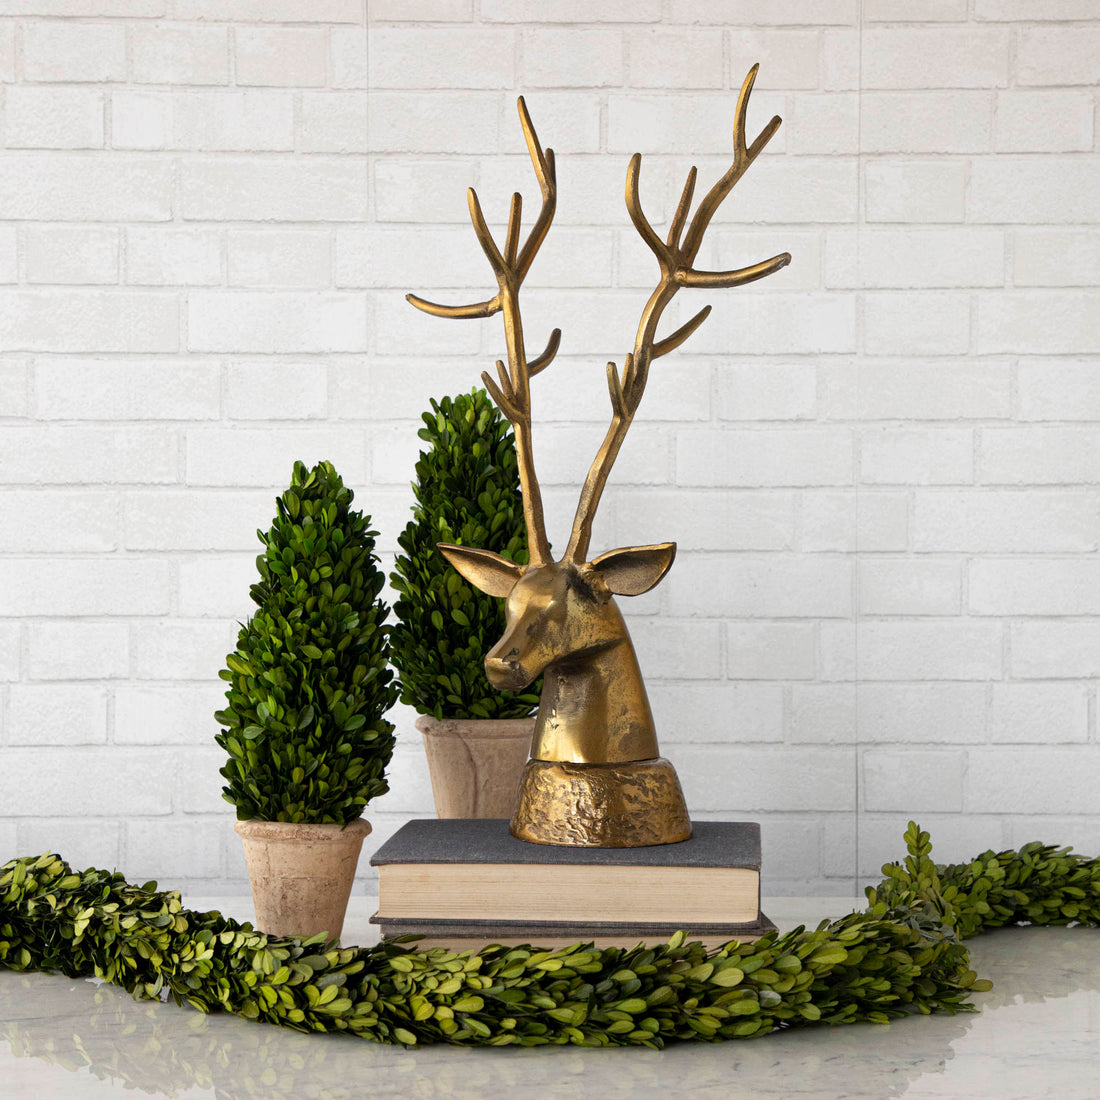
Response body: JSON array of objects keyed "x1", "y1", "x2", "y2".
[{"x1": 509, "y1": 757, "x2": 692, "y2": 847}]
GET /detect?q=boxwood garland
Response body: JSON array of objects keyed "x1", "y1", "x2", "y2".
[{"x1": 1, "y1": 824, "x2": 1096, "y2": 1048}]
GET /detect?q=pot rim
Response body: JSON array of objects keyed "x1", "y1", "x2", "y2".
[
  {"x1": 233, "y1": 818, "x2": 372, "y2": 841},
  {"x1": 415, "y1": 714, "x2": 536, "y2": 738}
]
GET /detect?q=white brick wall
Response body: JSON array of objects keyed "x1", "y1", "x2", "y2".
[{"x1": 0, "y1": 4, "x2": 1097, "y2": 901}]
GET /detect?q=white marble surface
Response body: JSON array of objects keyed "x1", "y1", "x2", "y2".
[{"x1": 1, "y1": 896, "x2": 1097, "y2": 1100}]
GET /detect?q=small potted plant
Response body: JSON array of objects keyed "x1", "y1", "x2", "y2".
[
  {"x1": 216, "y1": 460, "x2": 397, "y2": 939},
  {"x1": 389, "y1": 389, "x2": 539, "y2": 818}
]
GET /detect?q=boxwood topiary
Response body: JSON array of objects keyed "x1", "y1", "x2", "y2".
[
  {"x1": 389, "y1": 389, "x2": 540, "y2": 720},
  {"x1": 215, "y1": 460, "x2": 398, "y2": 825}
]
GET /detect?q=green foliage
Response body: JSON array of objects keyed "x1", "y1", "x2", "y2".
[
  {"x1": 215, "y1": 461, "x2": 398, "y2": 825},
  {"x1": 3, "y1": 826, "x2": 1096, "y2": 1047},
  {"x1": 390, "y1": 389, "x2": 540, "y2": 719}
]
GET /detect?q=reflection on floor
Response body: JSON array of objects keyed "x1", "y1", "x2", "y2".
[{"x1": 1, "y1": 898, "x2": 1097, "y2": 1100}]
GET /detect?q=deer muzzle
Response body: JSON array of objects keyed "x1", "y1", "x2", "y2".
[
  {"x1": 484, "y1": 650, "x2": 533, "y2": 692},
  {"x1": 484, "y1": 627, "x2": 538, "y2": 691}
]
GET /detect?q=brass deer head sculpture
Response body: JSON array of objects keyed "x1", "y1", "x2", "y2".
[{"x1": 408, "y1": 65, "x2": 790, "y2": 847}]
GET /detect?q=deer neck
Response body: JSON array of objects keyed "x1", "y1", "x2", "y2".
[{"x1": 530, "y1": 608, "x2": 660, "y2": 765}]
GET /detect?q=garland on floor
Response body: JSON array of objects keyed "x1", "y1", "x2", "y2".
[{"x1": 1, "y1": 823, "x2": 1097, "y2": 1048}]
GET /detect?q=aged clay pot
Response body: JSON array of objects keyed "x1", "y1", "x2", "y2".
[
  {"x1": 234, "y1": 818, "x2": 371, "y2": 941},
  {"x1": 416, "y1": 715, "x2": 534, "y2": 818}
]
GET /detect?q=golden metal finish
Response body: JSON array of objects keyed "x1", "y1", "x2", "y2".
[
  {"x1": 407, "y1": 96, "x2": 557, "y2": 568},
  {"x1": 509, "y1": 758, "x2": 693, "y2": 847},
  {"x1": 409, "y1": 66, "x2": 789, "y2": 847}
]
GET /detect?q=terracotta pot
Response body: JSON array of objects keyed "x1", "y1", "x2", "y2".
[
  {"x1": 234, "y1": 818, "x2": 371, "y2": 941},
  {"x1": 416, "y1": 715, "x2": 534, "y2": 818}
]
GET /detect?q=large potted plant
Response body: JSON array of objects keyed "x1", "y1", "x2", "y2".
[
  {"x1": 215, "y1": 460, "x2": 397, "y2": 939},
  {"x1": 389, "y1": 389, "x2": 539, "y2": 818}
]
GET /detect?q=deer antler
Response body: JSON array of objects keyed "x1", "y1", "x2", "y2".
[
  {"x1": 564, "y1": 64, "x2": 792, "y2": 563},
  {"x1": 407, "y1": 97, "x2": 558, "y2": 566}
]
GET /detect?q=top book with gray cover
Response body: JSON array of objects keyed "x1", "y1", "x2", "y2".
[
  {"x1": 371, "y1": 819, "x2": 762, "y2": 870},
  {"x1": 370, "y1": 819, "x2": 765, "y2": 933}
]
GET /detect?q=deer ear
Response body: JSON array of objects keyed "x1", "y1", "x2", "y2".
[
  {"x1": 590, "y1": 542, "x2": 675, "y2": 597},
  {"x1": 438, "y1": 543, "x2": 524, "y2": 598}
]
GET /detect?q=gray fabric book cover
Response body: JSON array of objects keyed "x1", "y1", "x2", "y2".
[
  {"x1": 371, "y1": 915, "x2": 777, "y2": 938},
  {"x1": 370, "y1": 819, "x2": 761, "y2": 870}
]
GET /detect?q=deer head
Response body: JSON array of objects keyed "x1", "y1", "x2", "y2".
[
  {"x1": 437, "y1": 540, "x2": 676, "y2": 691},
  {"x1": 408, "y1": 66, "x2": 790, "y2": 768}
]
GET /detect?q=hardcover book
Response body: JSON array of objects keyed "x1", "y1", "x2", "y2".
[{"x1": 370, "y1": 819, "x2": 773, "y2": 948}]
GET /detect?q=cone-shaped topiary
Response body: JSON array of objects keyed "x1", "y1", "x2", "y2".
[
  {"x1": 390, "y1": 389, "x2": 540, "y2": 720},
  {"x1": 215, "y1": 460, "x2": 398, "y2": 824}
]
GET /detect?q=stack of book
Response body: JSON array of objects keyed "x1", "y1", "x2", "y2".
[{"x1": 370, "y1": 819, "x2": 773, "y2": 949}]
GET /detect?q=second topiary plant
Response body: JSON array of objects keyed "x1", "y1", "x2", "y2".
[
  {"x1": 389, "y1": 389, "x2": 539, "y2": 818},
  {"x1": 216, "y1": 460, "x2": 397, "y2": 939}
]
